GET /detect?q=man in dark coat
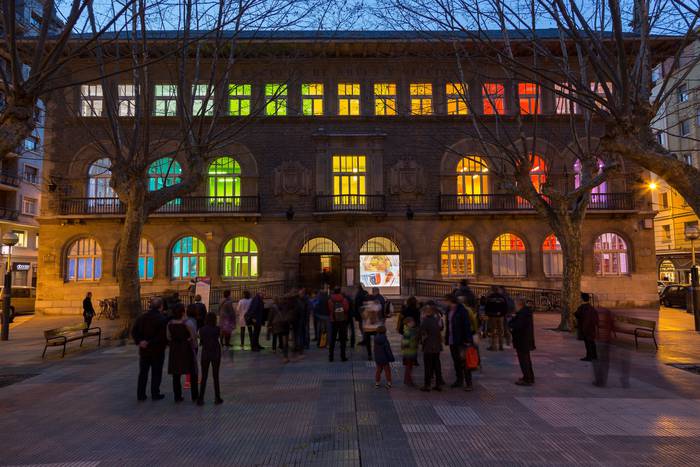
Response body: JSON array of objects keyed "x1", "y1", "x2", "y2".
[
  {"x1": 574, "y1": 293, "x2": 598, "y2": 361},
  {"x1": 132, "y1": 297, "x2": 168, "y2": 401},
  {"x1": 192, "y1": 294, "x2": 207, "y2": 329},
  {"x1": 444, "y1": 294, "x2": 474, "y2": 391},
  {"x1": 82, "y1": 292, "x2": 96, "y2": 332},
  {"x1": 248, "y1": 293, "x2": 266, "y2": 351},
  {"x1": 419, "y1": 305, "x2": 444, "y2": 392},
  {"x1": 509, "y1": 297, "x2": 535, "y2": 386},
  {"x1": 484, "y1": 285, "x2": 508, "y2": 351},
  {"x1": 327, "y1": 287, "x2": 350, "y2": 362}
]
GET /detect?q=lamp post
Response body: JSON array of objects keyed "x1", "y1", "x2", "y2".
[
  {"x1": 1, "y1": 232, "x2": 19, "y2": 340},
  {"x1": 684, "y1": 224, "x2": 700, "y2": 331}
]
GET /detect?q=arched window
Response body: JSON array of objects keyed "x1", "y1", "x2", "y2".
[
  {"x1": 66, "y1": 237, "x2": 102, "y2": 281},
  {"x1": 148, "y1": 157, "x2": 182, "y2": 191},
  {"x1": 542, "y1": 234, "x2": 563, "y2": 277},
  {"x1": 359, "y1": 236, "x2": 400, "y2": 290},
  {"x1": 171, "y1": 236, "x2": 206, "y2": 280},
  {"x1": 573, "y1": 159, "x2": 607, "y2": 194},
  {"x1": 456, "y1": 156, "x2": 489, "y2": 199},
  {"x1": 208, "y1": 157, "x2": 241, "y2": 203},
  {"x1": 138, "y1": 238, "x2": 155, "y2": 280},
  {"x1": 301, "y1": 237, "x2": 340, "y2": 254},
  {"x1": 529, "y1": 154, "x2": 547, "y2": 193},
  {"x1": 440, "y1": 234, "x2": 475, "y2": 277},
  {"x1": 87, "y1": 158, "x2": 115, "y2": 198},
  {"x1": 491, "y1": 233, "x2": 526, "y2": 277},
  {"x1": 594, "y1": 233, "x2": 628, "y2": 275},
  {"x1": 223, "y1": 236, "x2": 258, "y2": 279}
]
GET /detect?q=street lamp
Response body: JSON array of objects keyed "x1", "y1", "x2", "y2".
[
  {"x1": 684, "y1": 224, "x2": 700, "y2": 331},
  {"x1": 1, "y1": 232, "x2": 19, "y2": 341}
]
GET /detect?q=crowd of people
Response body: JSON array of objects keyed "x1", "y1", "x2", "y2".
[{"x1": 128, "y1": 279, "x2": 538, "y2": 403}]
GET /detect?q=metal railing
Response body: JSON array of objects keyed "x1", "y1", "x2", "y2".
[
  {"x1": 0, "y1": 207, "x2": 19, "y2": 220},
  {"x1": 440, "y1": 192, "x2": 634, "y2": 212},
  {"x1": 59, "y1": 196, "x2": 260, "y2": 215},
  {"x1": 315, "y1": 195, "x2": 385, "y2": 212},
  {"x1": 411, "y1": 278, "x2": 563, "y2": 312},
  {"x1": 0, "y1": 171, "x2": 20, "y2": 187}
]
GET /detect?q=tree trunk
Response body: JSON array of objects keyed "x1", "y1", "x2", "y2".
[
  {"x1": 0, "y1": 95, "x2": 37, "y2": 161},
  {"x1": 115, "y1": 187, "x2": 148, "y2": 337},
  {"x1": 558, "y1": 228, "x2": 583, "y2": 332}
]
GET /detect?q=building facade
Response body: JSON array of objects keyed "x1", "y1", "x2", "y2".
[
  {"x1": 37, "y1": 33, "x2": 659, "y2": 314},
  {"x1": 651, "y1": 39, "x2": 700, "y2": 283}
]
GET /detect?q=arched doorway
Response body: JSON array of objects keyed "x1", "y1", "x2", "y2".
[
  {"x1": 359, "y1": 236, "x2": 400, "y2": 295},
  {"x1": 299, "y1": 237, "x2": 341, "y2": 289}
]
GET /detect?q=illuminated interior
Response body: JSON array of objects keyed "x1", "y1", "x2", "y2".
[
  {"x1": 338, "y1": 83, "x2": 360, "y2": 116},
  {"x1": 171, "y1": 236, "x2": 206, "y2": 279},
  {"x1": 223, "y1": 236, "x2": 258, "y2": 279},
  {"x1": 440, "y1": 234, "x2": 475, "y2": 277},
  {"x1": 482, "y1": 83, "x2": 504, "y2": 115},
  {"x1": 229, "y1": 84, "x2": 251, "y2": 116},
  {"x1": 491, "y1": 233, "x2": 526, "y2": 277},
  {"x1": 410, "y1": 83, "x2": 433, "y2": 115},
  {"x1": 302, "y1": 83, "x2": 324, "y2": 116},
  {"x1": 265, "y1": 83, "x2": 288, "y2": 116},
  {"x1": 374, "y1": 83, "x2": 397, "y2": 116},
  {"x1": 446, "y1": 83, "x2": 469, "y2": 115},
  {"x1": 332, "y1": 155, "x2": 366, "y2": 206}
]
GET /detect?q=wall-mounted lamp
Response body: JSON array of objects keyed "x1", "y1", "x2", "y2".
[
  {"x1": 406, "y1": 205, "x2": 414, "y2": 221},
  {"x1": 286, "y1": 206, "x2": 295, "y2": 221}
]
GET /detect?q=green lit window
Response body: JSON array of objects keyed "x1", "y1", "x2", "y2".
[
  {"x1": 374, "y1": 83, "x2": 397, "y2": 116},
  {"x1": 193, "y1": 84, "x2": 214, "y2": 116},
  {"x1": 229, "y1": 84, "x2": 251, "y2": 116},
  {"x1": 223, "y1": 236, "x2": 258, "y2": 279},
  {"x1": 265, "y1": 83, "x2": 287, "y2": 116},
  {"x1": 208, "y1": 157, "x2": 241, "y2": 206},
  {"x1": 148, "y1": 157, "x2": 182, "y2": 206},
  {"x1": 410, "y1": 83, "x2": 433, "y2": 115},
  {"x1": 154, "y1": 84, "x2": 177, "y2": 116},
  {"x1": 446, "y1": 83, "x2": 469, "y2": 115},
  {"x1": 302, "y1": 83, "x2": 324, "y2": 116},
  {"x1": 338, "y1": 83, "x2": 360, "y2": 116},
  {"x1": 171, "y1": 236, "x2": 206, "y2": 279}
]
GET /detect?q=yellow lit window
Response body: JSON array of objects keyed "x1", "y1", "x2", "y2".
[
  {"x1": 457, "y1": 156, "x2": 489, "y2": 197},
  {"x1": 410, "y1": 83, "x2": 433, "y2": 115},
  {"x1": 265, "y1": 83, "x2": 287, "y2": 116},
  {"x1": 332, "y1": 155, "x2": 366, "y2": 206},
  {"x1": 446, "y1": 83, "x2": 469, "y2": 115},
  {"x1": 441, "y1": 234, "x2": 475, "y2": 277},
  {"x1": 229, "y1": 84, "x2": 251, "y2": 116},
  {"x1": 338, "y1": 83, "x2": 360, "y2": 116},
  {"x1": 302, "y1": 83, "x2": 324, "y2": 116},
  {"x1": 374, "y1": 83, "x2": 397, "y2": 116}
]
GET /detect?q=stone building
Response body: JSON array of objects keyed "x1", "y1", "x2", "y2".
[{"x1": 37, "y1": 31, "x2": 659, "y2": 314}]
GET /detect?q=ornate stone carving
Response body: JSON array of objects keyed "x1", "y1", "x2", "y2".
[
  {"x1": 389, "y1": 159, "x2": 425, "y2": 195},
  {"x1": 273, "y1": 161, "x2": 312, "y2": 196}
]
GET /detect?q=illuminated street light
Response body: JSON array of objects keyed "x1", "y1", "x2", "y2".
[
  {"x1": 648, "y1": 181, "x2": 658, "y2": 190},
  {"x1": 1, "y1": 232, "x2": 19, "y2": 341}
]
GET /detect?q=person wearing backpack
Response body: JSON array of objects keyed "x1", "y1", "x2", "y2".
[{"x1": 326, "y1": 287, "x2": 350, "y2": 362}]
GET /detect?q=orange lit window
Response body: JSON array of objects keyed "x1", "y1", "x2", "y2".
[
  {"x1": 491, "y1": 233, "x2": 526, "y2": 277},
  {"x1": 518, "y1": 83, "x2": 540, "y2": 114},
  {"x1": 482, "y1": 83, "x2": 504, "y2": 115},
  {"x1": 529, "y1": 154, "x2": 547, "y2": 193},
  {"x1": 542, "y1": 234, "x2": 563, "y2": 277}
]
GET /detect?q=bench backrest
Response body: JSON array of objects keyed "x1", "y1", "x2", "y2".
[
  {"x1": 613, "y1": 314, "x2": 656, "y2": 330},
  {"x1": 44, "y1": 323, "x2": 88, "y2": 339}
]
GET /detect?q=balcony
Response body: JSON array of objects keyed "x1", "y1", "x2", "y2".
[
  {"x1": 314, "y1": 195, "x2": 385, "y2": 213},
  {"x1": 440, "y1": 192, "x2": 634, "y2": 212},
  {"x1": 58, "y1": 196, "x2": 260, "y2": 216},
  {"x1": 0, "y1": 171, "x2": 20, "y2": 190},
  {"x1": 0, "y1": 207, "x2": 19, "y2": 220}
]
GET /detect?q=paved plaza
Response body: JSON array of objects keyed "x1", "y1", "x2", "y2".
[{"x1": 2, "y1": 308, "x2": 700, "y2": 466}]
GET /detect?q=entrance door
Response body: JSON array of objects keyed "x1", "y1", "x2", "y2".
[{"x1": 299, "y1": 254, "x2": 341, "y2": 290}]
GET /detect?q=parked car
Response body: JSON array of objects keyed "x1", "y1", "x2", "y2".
[
  {"x1": 658, "y1": 281, "x2": 670, "y2": 295},
  {"x1": 660, "y1": 285, "x2": 688, "y2": 308},
  {"x1": 0, "y1": 286, "x2": 37, "y2": 322}
]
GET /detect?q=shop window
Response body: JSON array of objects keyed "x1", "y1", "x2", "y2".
[
  {"x1": 594, "y1": 233, "x2": 629, "y2": 275},
  {"x1": 66, "y1": 237, "x2": 102, "y2": 281},
  {"x1": 542, "y1": 234, "x2": 563, "y2": 277},
  {"x1": 491, "y1": 233, "x2": 526, "y2": 277},
  {"x1": 302, "y1": 83, "x2": 324, "y2": 116},
  {"x1": 171, "y1": 236, "x2": 206, "y2": 279},
  {"x1": 338, "y1": 83, "x2": 360, "y2": 116},
  {"x1": 223, "y1": 236, "x2": 258, "y2": 279},
  {"x1": 374, "y1": 83, "x2": 397, "y2": 116},
  {"x1": 440, "y1": 234, "x2": 475, "y2": 277},
  {"x1": 229, "y1": 84, "x2": 251, "y2": 116},
  {"x1": 410, "y1": 83, "x2": 433, "y2": 115}
]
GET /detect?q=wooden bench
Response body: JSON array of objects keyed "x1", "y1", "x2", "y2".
[
  {"x1": 611, "y1": 314, "x2": 657, "y2": 350},
  {"x1": 42, "y1": 323, "x2": 101, "y2": 358}
]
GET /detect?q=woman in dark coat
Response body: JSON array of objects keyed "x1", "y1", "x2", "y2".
[
  {"x1": 198, "y1": 312, "x2": 223, "y2": 405},
  {"x1": 167, "y1": 303, "x2": 196, "y2": 402},
  {"x1": 509, "y1": 297, "x2": 535, "y2": 386}
]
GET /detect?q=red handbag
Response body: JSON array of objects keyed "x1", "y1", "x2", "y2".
[{"x1": 465, "y1": 346, "x2": 480, "y2": 370}]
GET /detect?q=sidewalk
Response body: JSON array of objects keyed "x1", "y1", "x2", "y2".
[{"x1": 1, "y1": 308, "x2": 699, "y2": 466}]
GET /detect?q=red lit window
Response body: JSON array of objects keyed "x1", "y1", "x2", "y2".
[
  {"x1": 518, "y1": 83, "x2": 540, "y2": 114},
  {"x1": 482, "y1": 83, "x2": 504, "y2": 115}
]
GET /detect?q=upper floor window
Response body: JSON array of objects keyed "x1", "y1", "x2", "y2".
[
  {"x1": 208, "y1": 157, "x2": 241, "y2": 202},
  {"x1": 590, "y1": 81, "x2": 612, "y2": 109},
  {"x1": 332, "y1": 155, "x2": 366, "y2": 207},
  {"x1": 677, "y1": 83, "x2": 689, "y2": 103},
  {"x1": 482, "y1": 83, "x2": 504, "y2": 115},
  {"x1": 138, "y1": 238, "x2": 155, "y2": 281},
  {"x1": 446, "y1": 83, "x2": 468, "y2": 115},
  {"x1": 661, "y1": 224, "x2": 671, "y2": 241},
  {"x1": 374, "y1": 83, "x2": 397, "y2": 116},
  {"x1": 13, "y1": 230, "x2": 27, "y2": 248},
  {"x1": 148, "y1": 157, "x2": 181, "y2": 191},
  {"x1": 66, "y1": 237, "x2": 102, "y2": 281},
  {"x1": 594, "y1": 232, "x2": 628, "y2": 276},
  {"x1": 528, "y1": 154, "x2": 547, "y2": 193},
  {"x1": 518, "y1": 83, "x2": 540, "y2": 114},
  {"x1": 440, "y1": 234, "x2": 475, "y2": 277},
  {"x1": 22, "y1": 196, "x2": 37, "y2": 216},
  {"x1": 542, "y1": 234, "x2": 563, "y2": 277},
  {"x1": 410, "y1": 83, "x2": 433, "y2": 115},
  {"x1": 223, "y1": 236, "x2": 259, "y2": 279},
  {"x1": 171, "y1": 236, "x2": 206, "y2": 280},
  {"x1": 193, "y1": 84, "x2": 215, "y2": 116},
  {"x1": 554, "y1": 83, "x2": 574, "y2": 114},
  {"x1": 680, "y1": 119, "x2": 691, "y2": 137},
  {"x1": 684, "y1": 153, "x2": 694, "y2": 166},
  {"x1": 457, "y1": 156, "x2": 489, "y2": 198},
  {"x1": 491, "y1": 233, "x2": 526, "y2": 277},
  {"x1": 80, "y1": 84, "x2": 103, "y2": 117},
  {"x1": 24, "y1": 165, "x2": 38, "y2": 184},
  {"x1": 338, "y1": 83, "x2": 360, "y2": 116},
  {"x1": 265, "y1": 83, "x2": 287, "y2": 116},
  {"x1": 573, "y1": 159, "x2": 607, "y2": 194},
  {"x1": 660, "y1": 191, "x2": 669, "y2": 209},
  {"x1": 118, "y1": 84, "x2": 137, "y2": 117},
  {"x1": 302, "y1": 83, "x2": 324, "y2": 116},
  {"x1": 88, "y1": 158, "x2": 115, "y2": 198},
  {"x1": 229, "y1": 84, "x2": 251, "y2": 116},
  {"x1": 154, "y1": 84, "x2": 177, "y2": 116}
]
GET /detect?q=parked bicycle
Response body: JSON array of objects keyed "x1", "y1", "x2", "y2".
[{"x1": 97, "y1": 298, "x2": 119, "y2": 320}]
